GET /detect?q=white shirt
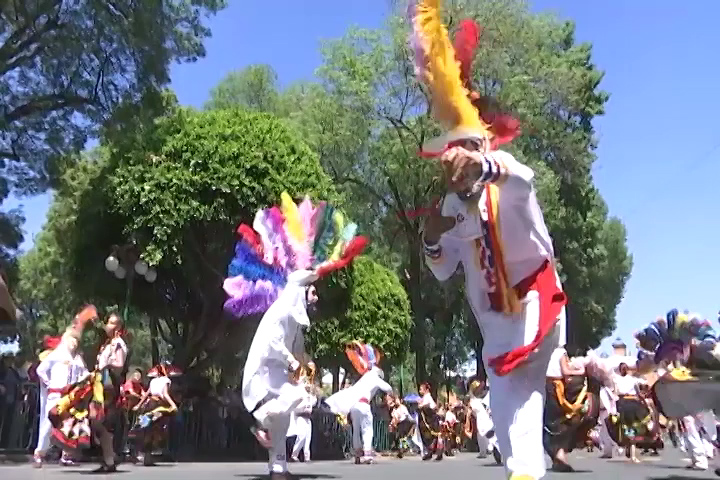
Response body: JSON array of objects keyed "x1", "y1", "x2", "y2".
[
  {"x1": 324, "y1": 369, "x2": 392, "y2": 416},
  {"x1": 614, "y1": 374, "x2": 642, "y2": 396},
  {"x1": 97, "y1": 337, "x2": 128, "y2": 370},
  {"x1": 445, "y1": 410, "x2": 457, "y2": 424},
  {"x1": 148, "y1": 376, "x2": 171, "y2": 396},
  {"x1": 419, "y1": 392, "x2": 437, "y2": 410},
  {"x1": 393, "y1": 404, "x2": 410, "y2": 423},
  {"x1": 546, "y1": 347, "x2": 567, "y2": 378},
  {"x1": 36, "y1": 347, "x2": 87, "y2": 391},
  {"x1": 426, "y1": 151, "x2": 554, "y2": 289}
]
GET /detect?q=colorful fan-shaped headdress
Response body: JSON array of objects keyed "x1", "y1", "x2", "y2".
[
  {"x1": 408, "y1": 0, "x2": 520, "y2": 156},
  {"x1": 223, "y1": 192, "x2": 368, "y2": 319},
  {"x1": 345, "y1": 341, "x2": 382, "y2": 375},
  {"x1": 635, "y1": 309, "x2": 720, "y2": 365}
]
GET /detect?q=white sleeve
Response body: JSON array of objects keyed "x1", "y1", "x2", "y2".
[
  {"x1": 36, "y1": 356, "x2": 52, "y2": 386},
  {"x1": 423, "y1": 234, "x2": 461, "y2": 282},
  {"x1": 377, "y1": 377, "x2": 393, "y2": 394},
  {"x1": 472, "y1": 150, "x2": 533, "y2": 204},
  {"x1": 267, "y1": 316, "x2": 298, "y2": 368}
]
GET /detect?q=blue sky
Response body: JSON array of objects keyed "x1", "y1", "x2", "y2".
[{"x1": 6, "y1": 1, "x2": 720, "y2": 354}]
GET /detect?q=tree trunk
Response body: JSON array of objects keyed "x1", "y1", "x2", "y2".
[
  {"x1": 150, "y1": 317, "x2": 160, "y2": 366},
  {"x1": 331, "y1": 365, "x2": 340, "y2": 393},
  {"x1": 408, "y1": 246, "x2": 427, "y2": 386}
]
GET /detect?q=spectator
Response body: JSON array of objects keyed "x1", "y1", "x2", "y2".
[{"x1": 0, "y1": 353, "x2": 21, "y2": 448}]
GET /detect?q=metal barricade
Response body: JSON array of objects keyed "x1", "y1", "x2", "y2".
[
  {"x1": 0, "y1": 388, "x2": 392, "y2": 459},
  {"x1": 0, "y1": 381, "x2": 39, "y2": 452}
]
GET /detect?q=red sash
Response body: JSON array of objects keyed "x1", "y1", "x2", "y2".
[{"x1": 487, "y1": 260, "x2": 567, "y2": 376}]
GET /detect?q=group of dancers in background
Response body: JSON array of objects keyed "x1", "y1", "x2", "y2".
[{"x1": 31, "y1": 306, "x2": 181, "y2": 471}]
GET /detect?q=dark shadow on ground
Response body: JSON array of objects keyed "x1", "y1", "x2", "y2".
[{"x1": 235, "y1": 475, "x2": 338, "y2": 480}]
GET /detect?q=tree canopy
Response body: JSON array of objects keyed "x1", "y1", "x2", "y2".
[
  {"x1": 18, "y1": 107, "x2": 337, "y2": 371},
  {"x1": 214, "y1": 0, "x2": 633, "y2": 381},
  {"x1": 0, "y1": 0, "x2": 226, "y2": 265},
  {"x1": 308, "y1": 256, "x2": 412, "y2": 373}
]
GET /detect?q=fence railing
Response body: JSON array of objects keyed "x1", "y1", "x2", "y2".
[{"x1": 0, "y1": 382, "x2": 392, "y2": 459}]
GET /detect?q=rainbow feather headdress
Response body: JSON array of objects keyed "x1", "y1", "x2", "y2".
[
  {"x1": 223, "y1": 192, "x2": 368, "y2": 319},
  {"x1": 635, "y1": 309, "x2": 720, "y2": 365},
  {"x1": 408, "y1": 0, "x2": 491, "y2": 155}
]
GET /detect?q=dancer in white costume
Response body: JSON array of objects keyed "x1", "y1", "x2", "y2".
[
  {"x1": 288, "y1": 363, "x2": 318, "y2": 462},
  {"x1": 408, "y1": 3, "x2": 566, "y2": 478},
  {"x1": 33, "y1": 331, "x2": 87, "y2": 467},
  {"x1": 467, "y1": 378, "x2": 501, "y2": 464},
  {"x1": 223, "y1": 192, "x2": 367, "y2": 479},
  {"x1": 324, "y1": 342, "x2": 392, "y2": 464}
]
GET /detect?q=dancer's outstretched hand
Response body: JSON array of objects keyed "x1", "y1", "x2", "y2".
[{"x1": 423, "y1": 209, "x2": 456, "y2": 245}]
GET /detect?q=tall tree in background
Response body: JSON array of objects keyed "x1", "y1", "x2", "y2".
[
  {"x1": 272, "y1": 0, "x2": 631, "y2": 379},
  {"x1": 205, "y1": 64, "x2": 280, "y2": 112},
  {"x1": 0, "y1": 0, "x2": 227, "y2": 259},
  {"x1": 18, "y1": 106, "x2": 337, "y2": 372},
  {"x1": 307, "y1": 256, "x2": 412, "y2": 392}
]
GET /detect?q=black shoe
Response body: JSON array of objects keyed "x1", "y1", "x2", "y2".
[
  {"x1": 92, "y1": 463, "x2": 118, "y2": 473},
  {"x1": 714, "y1": 467, "x2": 720, "y2": 477},
  {"x1": 492, "y1": 446, "x2": 502, "y2": 465},
  {"x1": 552, "y1": 461, "x2": 574, "y2": 473},
  {"x1": 422, "y1": 453, "x2": 433, "y2": 461}
]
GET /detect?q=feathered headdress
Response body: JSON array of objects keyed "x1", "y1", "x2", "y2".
[
  {"x1": 346, "y1": 341, "x2": 382, "y2": 375},
  {"x1": 408, "y1": 0, "x2": 519, "y2": 155},
  {"x1": 223, "y1": 192, "x2": 368, "y2": 319},
  {"x1": 635, "y1": 309, "x2": 720, "y2": 366}
]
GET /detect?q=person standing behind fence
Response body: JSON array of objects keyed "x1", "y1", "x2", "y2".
[{"x1": 33, "y1": 330, "x2": 87, "y2": 467}]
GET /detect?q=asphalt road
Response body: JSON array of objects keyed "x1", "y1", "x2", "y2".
[{"x1": 1, "y1": 449, "x2": 716, "y2": 480}]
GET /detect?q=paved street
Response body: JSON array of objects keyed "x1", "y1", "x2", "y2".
[{"x1": 0, "y1": 449, "x2": 715, "y2": 480}]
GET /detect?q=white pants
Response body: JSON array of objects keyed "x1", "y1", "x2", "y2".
[
  {"x1": 35, "y1": 392, "x2": 60, "y2": 456},
  {"x1": 683, "y1": 415, "x2": 709, "y2": 469},
  {"x1": 474, "y1": 405, "x2": 498, "y2": 453},
  {"x1": 479, "y1": 301, "x2": 564, "y2": 480},
  {"x1": 291, "y1": 416, "x2": 312, "y2": 461},
  {"x1": 598, "y1": 411, "x2": 616, "y2": 456},
  {"x1": 411, "y1": 417, "x2": 425, "y2": 455},
  {"x1": 349, "y1": 402, "x2": 373, "y2": 456},
  {"x1": 267, "y1": 413, "x2": 292, "y2": 474},
  {"x1": 598, "y1": 388, "x2": 617, "y2": 456}
]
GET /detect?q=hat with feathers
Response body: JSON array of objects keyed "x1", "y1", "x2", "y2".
[
  {"x1": 408, "y1": 0, "x2": 520, "y2": 156},
  {"x1": 223, "y1": 192, "x2": 368, "y2": 319}
]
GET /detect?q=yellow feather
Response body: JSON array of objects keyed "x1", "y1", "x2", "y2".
[
  {"x1": 280, "y1": 192, "x2": 306, "y2": 245},
  {"x1": 413, "y1": 0, "x2": 489, "y2": 134},
  {"x1": 329, "y1": 211, "x2": 345, "y2": 261}
]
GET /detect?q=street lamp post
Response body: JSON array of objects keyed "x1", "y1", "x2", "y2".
[{"x1": 104, "y1": 244, "x2": 157, "y2": 319}]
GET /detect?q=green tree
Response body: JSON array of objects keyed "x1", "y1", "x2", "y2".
[
  {"x1": 0, "y1": 0, "x2": 227, "y2": 259},
  {"x1": 273, "y1": 0, "x2": 630, "y2": 381},
  {"x1": 14, "y1": 151, "x2": 153, "y2": 365},
  {"x1": 40, "y1": 108, "x2": 336, "y2": 372},
  {"x1": 308, "y1": 256, "x2": 412, "y2": 391},
  {"x1": 205, "y1": 65, "x2": 281, "y2": 112}
]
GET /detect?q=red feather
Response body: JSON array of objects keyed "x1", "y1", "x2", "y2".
[
  {"x1": 453, "y1": 19, "x2": 481, "y2": 88},
  {"x1": 237, "y1": 224, "x2": 263, "y2": 256},
  {"x1": 315, "y1": 236, "x2": 369, "y2": 278},
  {"x1": 43, "y1": 335, "x2": 62, "y2": 350}
]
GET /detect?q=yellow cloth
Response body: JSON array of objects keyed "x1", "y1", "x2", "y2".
[
  {"x1": 553, "y1": 379, "x2": 587, "y2": 418},
  {"x1": 485, "y1": 184, "x2": 522, "y2": 314}
]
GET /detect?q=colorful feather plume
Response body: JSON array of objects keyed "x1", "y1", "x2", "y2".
[
  {"x1": 408, "y1": 0, "x2": 490, "y2": 137},
  {"x1": 453, "y1": 19, "x2": 481, "y2": 89},
  {"x1": 315, "y1": 236, "x2": 369, "y2": 278},
  {"x1": 223, "y1": 192, "x2": 368, "y2": 319}
]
